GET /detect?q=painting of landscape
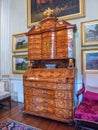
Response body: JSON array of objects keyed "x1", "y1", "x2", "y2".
[
  {"x1": 81, "y1": 20, "x2": 98, "y2": 46},
  {"x1": 82, "y1": 49, "x2": 98, "y2": 73},
  {"x1": 86, "y1": 52, "x2": 98, "y2": 70}
]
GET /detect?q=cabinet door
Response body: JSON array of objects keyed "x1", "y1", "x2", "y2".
[
  {"x1": 41, "y1": 32, "x2": 56, "y2": 59},
  {"x1": 28, "y1": 35, "x2": 41, "y2": 60},
  {"x1": 56, "y1": 29, "x2": 68, "y2": 59}
]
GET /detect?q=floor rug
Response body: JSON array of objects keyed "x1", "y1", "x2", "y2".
[{"x1": 0, "y1": 118, "x2": 41, "y2": 130}]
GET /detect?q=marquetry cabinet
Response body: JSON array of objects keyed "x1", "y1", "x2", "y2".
[{"x1": 23, "y1": 17, "x2": 76, "y2": 123}]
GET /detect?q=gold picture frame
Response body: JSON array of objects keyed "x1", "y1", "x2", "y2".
[
  {"x1": 81, "y1": 20, "x2": 98, "y2": 46},
  {"x1": 12, "y1": 55, "x2": 28, "y2": 74},
  {"x1": 27, "y1": 0, "x2": 85, "y2": 27},
  {"x1": 82, "y1": 49, "x2": 98, "y2": 73},
  {"x1": 12, "y1": 33, "x2": 28, "y2": 52}
]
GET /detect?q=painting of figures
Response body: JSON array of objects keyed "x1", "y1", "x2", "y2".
[{"x1": 27, "y1": 0, "x2": 85, "y2": 27}]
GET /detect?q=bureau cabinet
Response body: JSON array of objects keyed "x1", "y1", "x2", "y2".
[{"x1": 23, "y1": 17, "x2": 76, "y2": 123}]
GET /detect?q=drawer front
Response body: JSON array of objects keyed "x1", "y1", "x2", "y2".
[
  {"x1": 24, "y1": 81, "x2": 74, "y2": 90},
  {"x1": 33, "y1": 89, "x2": 46, "y2": 96},
  {"x1": 34, "y1": 96, "x2": 45, "y2": 104},
  {"x1": 55, "y1": 108, "x2": 73, "y2": 119},
  {"x1": 34, "y1": 105, "x2": 45, "y2": 112},
  {"x1": 55, "y1": 99, "x2": 73, "y2": 109},
  {"x1": 46, "y1": 90, "x2": 73, "y2": 99},
  {"x1": 55, "y1": 90, "x2": 73, "y2": 99},
  {"x1": 45, "y1": 98, "x2": 73, "y2": 108},
  {"x1": 45, "y1": 106, "x2": 55, "y2": 114},
  {"x1": 45, "y1": 98, "x2": 55, "y2": 106},
  {"x1": 46, "y1": 90, "x2": 55, "y2": 97},
  {"x1": 24, "y1": 86, "x2": 73, "y2": 100}
]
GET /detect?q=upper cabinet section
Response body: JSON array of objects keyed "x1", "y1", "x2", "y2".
[{"x1": 27, "y1": 17, "x2": 76, "y2": 60}]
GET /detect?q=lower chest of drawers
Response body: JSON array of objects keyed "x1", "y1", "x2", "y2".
[{"x1": 24, "y1": 85, "x2": 74, "y2": 122}]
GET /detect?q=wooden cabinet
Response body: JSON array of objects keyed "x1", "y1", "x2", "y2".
[{"x1": 23, "y1": 17, "x2": 76, "y2": 123}]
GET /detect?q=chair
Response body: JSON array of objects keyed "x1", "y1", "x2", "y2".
[
  {"x1": 0, "y1": 81, "x2": 11, "y2": 109},
  {"x1": 74, "y1": 82, "x2": 98, "y2": 130}
]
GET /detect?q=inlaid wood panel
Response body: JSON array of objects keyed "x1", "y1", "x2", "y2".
[
  {"x1": 24, "y1": 81, "x2": 73, "y2": 90},
  {"x1": 24, "y1": 68, "x2": 75, "y2": 83}
]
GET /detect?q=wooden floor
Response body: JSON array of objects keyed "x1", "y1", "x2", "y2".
[{"x1": 0, "y1": 101, "x2": 75, "y2": 130}]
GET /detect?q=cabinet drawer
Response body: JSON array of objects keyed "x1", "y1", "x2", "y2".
[
  {"x1": 46, "y1": 90, "x2": 55, "y2": 97},
  {"x1": 34, "y1": 96, "x2": 45, "y2": 104},
  {"x1": 33, "y1": 89, "x2": 46, "y2": 96},
  {"x1": 45, "y1": 98, "x2": 73, "y2": 109},
  {"x1": 55, "y1": 108, "x2": 73, "y2": 119},
  {"x1": 23, "y1": 80, "x2": 74, "y2": 91},
  {"x1": 45, "y1": 106, "x2": 55, "y2": 114},
  {"x1": 34, "y1": 105, "x2": 45, "y2": 112},
  {"x1": 55, "y1": 99, "x2": 73, "y2": 109},
  {"x1": 45, "y1": 98, "x2": 55, "y2": 106},
  {"x1": 46, "y1": 90, "x2": 73, "y2": 99},
  {"x1": 55, "y1": 90, "x2": 73, "y2": 99}
]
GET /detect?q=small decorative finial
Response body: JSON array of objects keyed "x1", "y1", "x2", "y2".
[{"x1": 44, "y1": 8, "x2": 54, "y2": 17}]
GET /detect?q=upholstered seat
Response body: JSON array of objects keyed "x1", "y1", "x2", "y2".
[
  {"x1": 75, "y1": 100, "x2": 98, "y2": 123},
  {"x1": 0, "y1": 81, "x2": 11, "y2": 109},
  {"x1": 0, "y1": 91, "x2": 10, "y2": 100},
  {"x1": 74, "y1": 83, "x2": 98, "y2": 130}
]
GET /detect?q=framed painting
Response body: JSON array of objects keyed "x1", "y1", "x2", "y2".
[
  {"x1": 12, "y1": 55, "x2": 28, "y2": 74},
  {"x1": 82, "y1": 49, "x2": 98, "y2": 73},
  {"x1": 12, "y1": 33, "x2": 28, "y2": 52},
  {"x1": 27, "y1": 0, "x2": 85, "y2": 27},
  {"x1": 81, "y1": 20, "x2": 98, "y2": 46}
]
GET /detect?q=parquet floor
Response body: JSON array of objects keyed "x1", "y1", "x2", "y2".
[{"x1": 0, "y1": 101, "x2": 75, "y2": 130}]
